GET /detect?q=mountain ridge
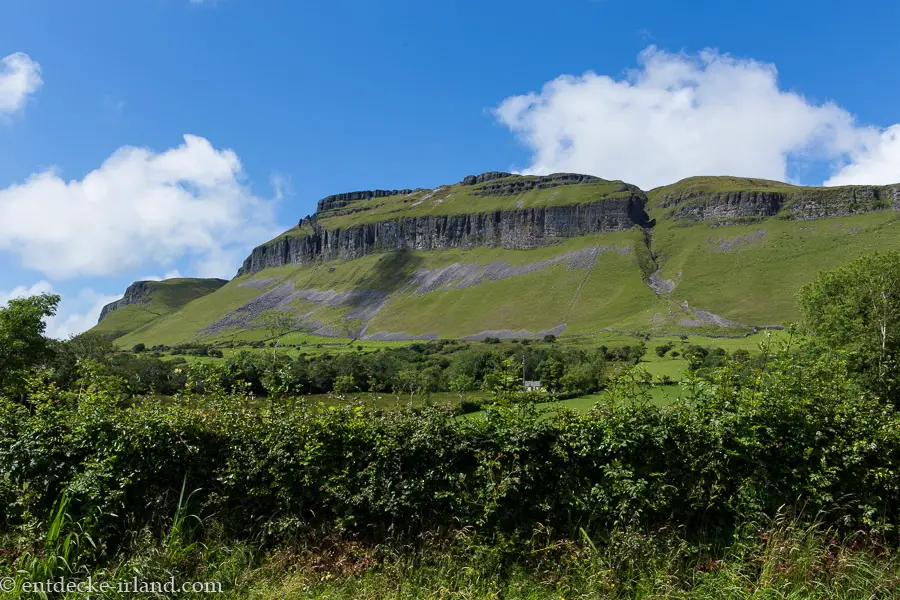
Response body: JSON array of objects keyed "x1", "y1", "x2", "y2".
[{"x1": 92, "y1": 172, "x2": 900, "y2": 346}]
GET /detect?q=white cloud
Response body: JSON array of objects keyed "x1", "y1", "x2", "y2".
[
  {"x1": 825, "y1": 125, "x2": 900, "y2": 186},
  {"x1": 269, "y1": 173, "x2": 290, "y2": 202},
  {"x1": 0, "y1": 281, "x2": 117, "y2": 339},
  {"x1": 0, "y1": 280, "x2": 54, "y2": 308},
  {"x1": 0, "y1": 134, "x2": 280, "y2": 279},
  {"x1": 139, "y1": 269, "x2": 184, "y2": 282},
  {"x1": 0, "y1": 52, "x2": 42, "y2": 114},
  {"x1": 494, "y1": 46, "x2": 887, "y2": 189},
  {"x1": 46, "y1": 289, "x2": 121, "y2": 339}
]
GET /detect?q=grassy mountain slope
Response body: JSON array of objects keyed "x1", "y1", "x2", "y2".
[
  {"x1": 650, "y1": 211, "x2": 900, "y2": 325},
  {"x1": 98, "y1": 174, "x2": 900, "y2": 346},
  {"x1": 93, "y1": 278, "x2": 227, "y2": 341},
  {"x1": 116, "y1": 230, "x2": 671, "y2": 346}
]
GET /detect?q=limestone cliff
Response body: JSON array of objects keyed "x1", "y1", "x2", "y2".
[
  {"x1": 98, "y1": 281, "x2": 156, "y2": 322},
  {"x1": 238, "y1": 196, "x2": 650, "y2": 276},
  {"x1": 239, "y1": 173, "x2": 900, "y2": 278},
  {"x1": 653, "y1": 179, "x2": 900, "y2": 222},
  {"x1": 237, "y1": 171, "x2": 651, "y2": 276}
]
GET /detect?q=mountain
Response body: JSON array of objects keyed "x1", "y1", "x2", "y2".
[
  {"x1": 92, "y1": 278, "x2": 227, "y2": 341},
  {"x1": 93, "y1": 172, "x2": 900, "y2": 347}
]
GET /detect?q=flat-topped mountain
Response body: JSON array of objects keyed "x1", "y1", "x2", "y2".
[
  {"x1": 92, "y1": 172, "x2": 900, "y2": 346},
  {"x1": 238, "y1": 173, "x2": 649, "y2": 276}
]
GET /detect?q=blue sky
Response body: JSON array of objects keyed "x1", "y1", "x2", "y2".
[{"x1": 1, "y1": 0, "x2": 899, "y2": 336}]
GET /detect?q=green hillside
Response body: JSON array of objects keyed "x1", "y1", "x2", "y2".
[
  {"x1": 311, "y1": 175, "x2": 637, "y2": 230},
  {"x1": 94, "y1": 174, "x2": 900, "y2": 347},
  {"x1": 92, "y1": 278, "x2": 227, "y2": 341}
]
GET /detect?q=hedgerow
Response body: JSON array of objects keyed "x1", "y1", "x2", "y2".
[{"x1": 2, "y1": 339, "x2": 898, "y2": 556}]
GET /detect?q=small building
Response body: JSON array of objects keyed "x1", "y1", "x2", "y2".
[{"x1": 524, "y1": 380, "x2": 543, "y2": 392}]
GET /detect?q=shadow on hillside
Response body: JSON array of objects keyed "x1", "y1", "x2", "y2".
[
  {"x1": 354, "y1": 248, "x2": 423, "y2": 296},
  {"x1": 338, "y1": 249, "x2": 424, "y2": 337}
]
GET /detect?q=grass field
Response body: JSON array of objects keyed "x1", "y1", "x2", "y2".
[{"x1": 550, "y1": 385, "x2": 679, "y2": 412}]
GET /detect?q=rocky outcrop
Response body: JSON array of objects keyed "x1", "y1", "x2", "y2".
[
  {"x1": 317, "y1": 189, "x2": 416, "y2": 213},
  {"x1": 238, "y1": 196, "x2": 650, "y2": 276},
  {"x1": 663, "y1": 191, "x2": 784, "y2": 221},
  {"x1": 658, "y1": 185, "x2": 900, "y2": 222},
  {"x1": 460, "y1": 172, "x2": 514, "y2": 186},
  {"x1": 467, "y1": 173, "x2": 605, "y2": 196},
  {"x1": 98, "y1": 281, "x2": 156, "y2": 322},
  {"x1": 786, "y1": 186, "x2": 900, "y2": 220}
]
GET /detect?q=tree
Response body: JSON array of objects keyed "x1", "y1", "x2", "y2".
[
  {"x1": 0, "y1": 293, "x2": 60, "y2": 396},
  {"x1": 51, "y1": 331, "x2": 116, "y2": 389},
  {"x1": 799, "y1": 251, "x2": 900, "y2": 401},
  {"x1": 449, "y1": 374, "x2": 476, "y2": 404},
  {"x1": 540, "y1": 356, "x2": 565, "y2": 392},
  {"x1": 560, "y1": 362, "x2": 595, "y2": 395},
  {"x1": 333, "y1": 374, "x2": 356, "y2": 397},
  {"x1": 396, "y1": 368, "x2": 424, "y2": 402},
  {"x1": 260, "y1": 310, "x2": 296, "y2": 363},
  {"x1": 543, "y1": 334, "x2": 557, "y2": 344},
  {"x1": 486, "y1": 356, "x2": 523, "y2": 394}
]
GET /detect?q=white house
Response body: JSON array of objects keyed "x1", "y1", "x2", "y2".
[{"x1": 524, "y1": 380, "x2": 543, "y2": 392}]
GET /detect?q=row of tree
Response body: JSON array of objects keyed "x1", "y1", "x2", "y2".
[{"x1": 3, "y1": 251, "x2": 900, "y2": 405}]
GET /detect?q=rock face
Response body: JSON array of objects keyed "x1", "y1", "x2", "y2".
[
  {"x1": 239, "y1": 172, "x2": 900, "y2": 278},
  {"x1": 317, "y1": 189, "x2": 416, "y2": 213},
  {"x1": 467, "y1": 173, "x2": 603, "y2": 196},
  {"x1": 786, "y1": 186, "x2": 900, "y2": 220},
  {"x1": 657, "y1": 185, "x2": 900, "y2": 221},
  {"x1": 238, "y1": 196, "x2": 650, "y2": 276},
  {"x1": 460, "y1": 172, "x2": 514, "y2": 186},
  {"x1": 659, "y1": 191, "x2": 783, "y2": 221},
  {"x1": 98, "y1": 281, "x2": 155, "y2": 322}
]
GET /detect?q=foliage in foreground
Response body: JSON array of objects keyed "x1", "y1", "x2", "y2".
[
  {"x1": 3, "y1": 502, "x2": 900, "y2": 599},
  {"x1": 2, "y1": 337, "x2": 899, "y2": 556}
]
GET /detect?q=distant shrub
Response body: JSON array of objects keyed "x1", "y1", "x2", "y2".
[
  {"x1": 458, "y1": 400, "x2": 484, "y2": 414},
  {"x1": 543, "y1": 334, "x2": 557, "y2": 343},
  {"x1": 131, "y1": 343, "x2": 146, "y2": 353}
]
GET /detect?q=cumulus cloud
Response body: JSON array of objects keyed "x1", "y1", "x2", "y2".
[
  {"x1": 0, "y1": 52, "x2": 42, "y2": 114},
  {"x1": 494, "y1": 46, "x2": 893, "y2": 189},
  {"x1": 0, "y1": 281, "x2": 55, "y2": 308},
  {"x1": 46, "y1": 289, "x2": 121, "y2": 339},
  {"x1": 0, "y1": 134, "x2": 280, "y2": 279},
  {"x1": 139, "y1": 270, "x2": 184, "y2": 282},
  {"x1": 825, "y1": 125, "x2": 900, "y2": 186},
  {"x1": 0, "y1": 281, "x2": 118, "y2": 339}
]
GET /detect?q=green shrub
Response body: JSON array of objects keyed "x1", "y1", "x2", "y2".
[{"x1": 3, "y1": 341, "x2": 898, "y2": 552}]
